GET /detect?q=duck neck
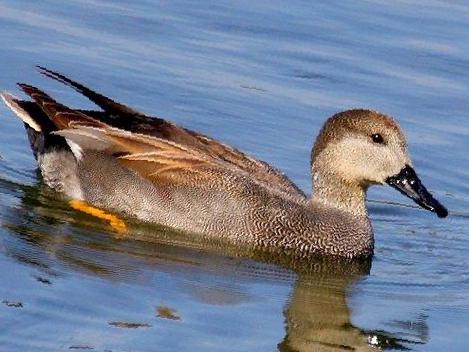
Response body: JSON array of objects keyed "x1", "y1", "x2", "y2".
[{"x1": 311, "y1": 171, "x2": 368, "y2": 217}]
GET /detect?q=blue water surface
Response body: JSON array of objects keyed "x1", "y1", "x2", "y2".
[{"x1": 0, "y1": 1, "x2": 468, "y2": 351}]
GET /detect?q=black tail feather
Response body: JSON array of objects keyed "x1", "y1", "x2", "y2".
[
  {"x1": 14, "y1": 100, "x2": 57, "y2": 133},
  {"x1": 36, "y1": 66, "x2": 139, "y2": 116}
]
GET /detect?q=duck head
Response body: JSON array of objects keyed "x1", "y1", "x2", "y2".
[{"x1": 311, "y1": 109, "x2": 447, "y2": 218}]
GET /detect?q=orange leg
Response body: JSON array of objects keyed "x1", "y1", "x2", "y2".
[{"x1": 69, "y1": 200, "x2": 128, "y2": 234}]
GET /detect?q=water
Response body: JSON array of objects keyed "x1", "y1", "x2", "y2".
[{"x1": 0, "y1": 0, "x2": 468, "y2": 350}]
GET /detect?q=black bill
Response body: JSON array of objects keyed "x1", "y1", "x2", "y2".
[{"x1": 386, "y1": 165, "x2": 448, "y2": 218}]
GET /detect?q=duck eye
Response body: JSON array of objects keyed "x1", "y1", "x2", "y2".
[{"x1": 371, "y1": 133, "x2": 384, "y2": 144}]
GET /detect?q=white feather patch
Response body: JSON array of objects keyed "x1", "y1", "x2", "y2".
[{"x1": 66, "y1": 139, "x2": 84, "y2": 160}]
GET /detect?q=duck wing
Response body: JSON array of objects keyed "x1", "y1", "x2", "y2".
[
  {"x1": 16, "y1": 83, "x2": 262, "y2": 196},
  {"x1": 17, "y1": 69, "x2": 307, "y2": 200}
]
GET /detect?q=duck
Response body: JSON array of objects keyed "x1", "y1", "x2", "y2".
[{"x1": 0, "y1": 67, "x2": 447, "y2": 259}]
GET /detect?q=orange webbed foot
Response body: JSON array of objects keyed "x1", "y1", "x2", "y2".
[{"x1": 69, "y1": 200, "x2": 128, "y2": 235}]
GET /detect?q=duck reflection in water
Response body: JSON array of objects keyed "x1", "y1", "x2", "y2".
[{"x1": 0, "y1": 179, "x2": 428, "y2": 351}]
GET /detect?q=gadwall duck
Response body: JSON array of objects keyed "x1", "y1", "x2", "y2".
[{"x1": 1, "y1": 67, "x2": 447, "y2": 258}]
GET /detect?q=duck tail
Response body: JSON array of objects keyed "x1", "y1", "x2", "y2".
[
  {"x1": 1, "y1": 91, "x2": 66, "y2": 159},
  {"x1": 1, "y1": 92, "x2": 49, "y2": 132}
]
